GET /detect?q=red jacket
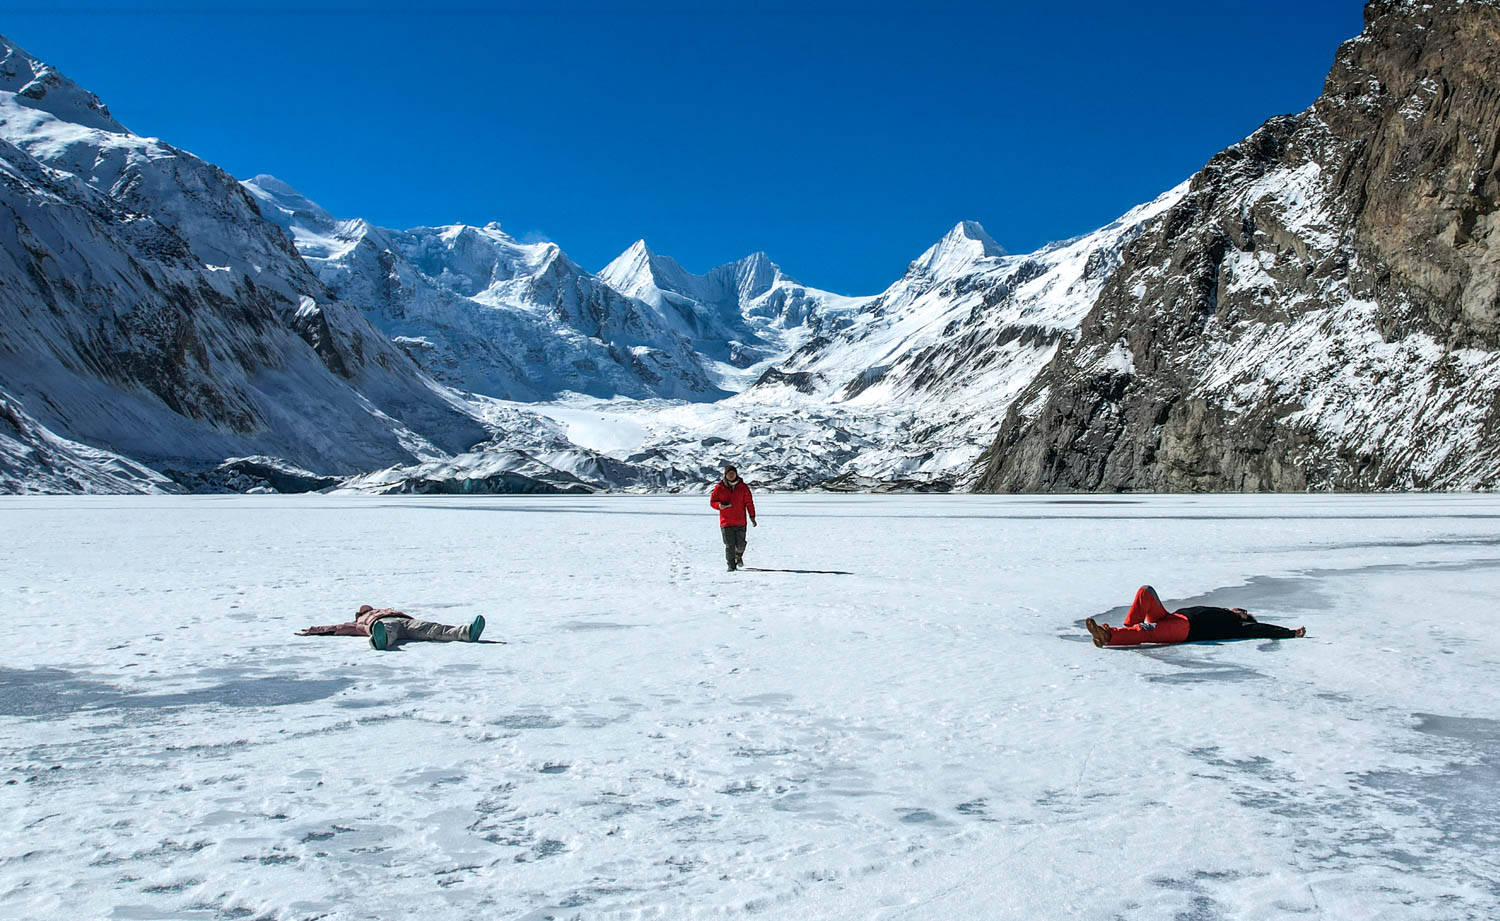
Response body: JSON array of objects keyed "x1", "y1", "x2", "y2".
[{"x1": 710, "y1": 478, "x2": 756, "y2": 527}]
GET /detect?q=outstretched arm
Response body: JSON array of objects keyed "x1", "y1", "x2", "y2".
[{"x1": 295, "y1": 622, "x2": 364, "y2": 637}]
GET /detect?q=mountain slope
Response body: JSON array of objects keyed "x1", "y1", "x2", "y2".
[
  {"x1": 0, "y1": 394, "x2": 177, "y2": 494},
  {"x1": 730, "y1": 198, "x2": 1184, "y2": 482},
  {"x1": 0, "y1": 35, "x2": 486, "y2": 484},
  {"x1": 979, "y1": 0, "x2": 1500, "y2": 492}
]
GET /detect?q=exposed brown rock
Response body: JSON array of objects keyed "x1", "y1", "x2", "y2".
[{"x1": 978, "y1": 0, "x2": 1500, "y2": 492}]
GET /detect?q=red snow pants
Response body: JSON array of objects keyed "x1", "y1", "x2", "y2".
[{"x1": 1107, "y1": 585, "x2": 1190, "y2": 646}]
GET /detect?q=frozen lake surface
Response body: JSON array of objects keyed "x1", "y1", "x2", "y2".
[{"x1": 2, "y1": 494, "x2": 1498, "y2": 920}]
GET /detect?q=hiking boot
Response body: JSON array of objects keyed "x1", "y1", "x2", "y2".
[
  {"x1": 727, "y1": 561, "x2": 737, "y2": 571},
  {"x1": 735, "y1": 552, "x2": 745, "y2": 567},
  {"x1": 370, "y1": 619, "x2": 390, "y2": 651},
  {"x1": 467, "y1": 615, "x2": 485, "y2": 642},
  {"x1": 1084, "y1": 617, "x2": 1112, "y2": 648}
]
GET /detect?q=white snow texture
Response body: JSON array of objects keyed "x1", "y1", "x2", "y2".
[{"x1": 2, "y1": 494, "x2": 1497, "y2": 919}]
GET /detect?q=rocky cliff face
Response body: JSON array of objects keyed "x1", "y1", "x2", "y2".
[{"x1": 978, "y1": 0, "x2": 1500, "y2": 492}]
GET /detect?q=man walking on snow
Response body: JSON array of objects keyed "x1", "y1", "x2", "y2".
[{"x1": 710, "y1": 464, "x2": 756, "y2": 571}]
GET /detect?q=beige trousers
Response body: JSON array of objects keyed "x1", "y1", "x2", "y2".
[{"x1": 377, "y1": 616, "x2": 470, "y2": 645}]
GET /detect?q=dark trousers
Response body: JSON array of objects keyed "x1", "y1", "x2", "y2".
[
  {"x1": 1188, "y1": 614, "x2": 1300, "y2": 641},
  {"x1": 721, "y1": 526, "x2": 747, "y2": 566}
]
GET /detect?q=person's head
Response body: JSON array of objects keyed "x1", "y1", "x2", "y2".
[{"x1": 723, "y1": 464, "x2": 739, "y2": 483}]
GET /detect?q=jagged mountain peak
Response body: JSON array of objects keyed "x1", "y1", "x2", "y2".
[
  {"x1": 912, "y1": 220, "x2": 1008, "y2": 276},
  {"x1": 0, "y1": 34, "x2": 125, "y2": 133},
  {"x1": 949, "y1": 220, "x2": 1004, "y2": 251},
  {"x1": 601, "y1": 238, "x2": 693, "y2": 294},
  {"x1": 604, "y1": 242, "x2": 788, "y2": 296},
  {"x1": 709, "y1": 250, "x2": 783, "y2": 300}
]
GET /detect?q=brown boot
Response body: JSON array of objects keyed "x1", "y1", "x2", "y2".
[{"x1": 1084, "y1": 617, "x2": 1112, "y2": 648}]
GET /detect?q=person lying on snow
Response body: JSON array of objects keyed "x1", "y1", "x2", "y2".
[
  {"x1": 296, "y1": 605, "x2": 484, "y2": 650},
  {"x1": 1085, "y1": 585, "x2": 1305, "y2": 648}
]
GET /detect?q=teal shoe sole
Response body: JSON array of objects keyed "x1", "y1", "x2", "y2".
[
  {"x1": 468, "y1": 615, "x2": 485, "y2": 642},
  {"x1": 370, "y1": 620, "x2": 388, "y2": 650}
]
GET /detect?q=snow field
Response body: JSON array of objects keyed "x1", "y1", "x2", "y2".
[{"x1": 2, "y1": 494, "x2": 1498, "y2": 919}]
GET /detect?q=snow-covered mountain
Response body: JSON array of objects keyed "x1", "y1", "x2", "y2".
[
  {"x1": 338, "y1": 200, "x2": 1189, "y2": 496},
  {"x1": 7, "y1": 0, "x2": 1500, "y2": 495},
  {"x1": 0, "y1": 34, "x2": 486, "y2": 487},
  {"x1": 242, "y1": 176, "x2": 726, "y2": 402},
  {"x1": 598, "y1": 240, "x2": 864, "y2": 388},
  {"x1": 979, "y1": 0, "x2": 1500, "y2": 491},
  {"x1": 735, "y1": 197, "x2": 1186, "y2": 481}
]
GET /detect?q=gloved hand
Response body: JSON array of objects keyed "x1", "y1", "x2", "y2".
[
  {"x1": 750, "y1": 518, "x2": 757, "y2": 527},
  {"x1": 1139, "y1": 621, "x2": 1156, "y2": 631}
]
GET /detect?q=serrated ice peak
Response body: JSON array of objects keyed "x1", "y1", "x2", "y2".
[
  {"x1": 601, "y1": 238, "x2": 694, "y2": 297},
  {"x1": 721, "y1": 250, "x2": 780, "y2": 299},
  {"x1": 948, "y1": 221, "x2": 1005, "y2": 255},
  {"x1": 914, "y1": 220, "x2": 1008, "y2": 276},
  {"x1": 599, "y1": 239, "x2": 652, "y2": 287}
]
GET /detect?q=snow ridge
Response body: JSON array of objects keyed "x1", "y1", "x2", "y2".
[{"x1": 0, "y1": 34, "x2": 124, "y2": 133}]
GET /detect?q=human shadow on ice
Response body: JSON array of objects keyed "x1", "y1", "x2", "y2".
[{"x1": 738, "y1": 566, "x2": 854, "y2": 575}]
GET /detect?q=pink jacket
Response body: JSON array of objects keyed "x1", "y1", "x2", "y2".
[{"x1": 297, "y1": 605, "x2": 412, "y2": 637}]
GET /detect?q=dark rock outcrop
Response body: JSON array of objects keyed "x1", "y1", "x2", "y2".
[{"x1": 374, "y1": 473, "x2": 593, "y2": 495}]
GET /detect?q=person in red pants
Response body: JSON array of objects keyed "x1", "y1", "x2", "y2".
[{"x1": 1084, "y1": 585, "x2": 1305, "y2": 647}]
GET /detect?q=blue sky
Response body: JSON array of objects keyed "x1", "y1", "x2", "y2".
[{"x1": 7, "y1": 1, "x2": 1364, "y2": 293}]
